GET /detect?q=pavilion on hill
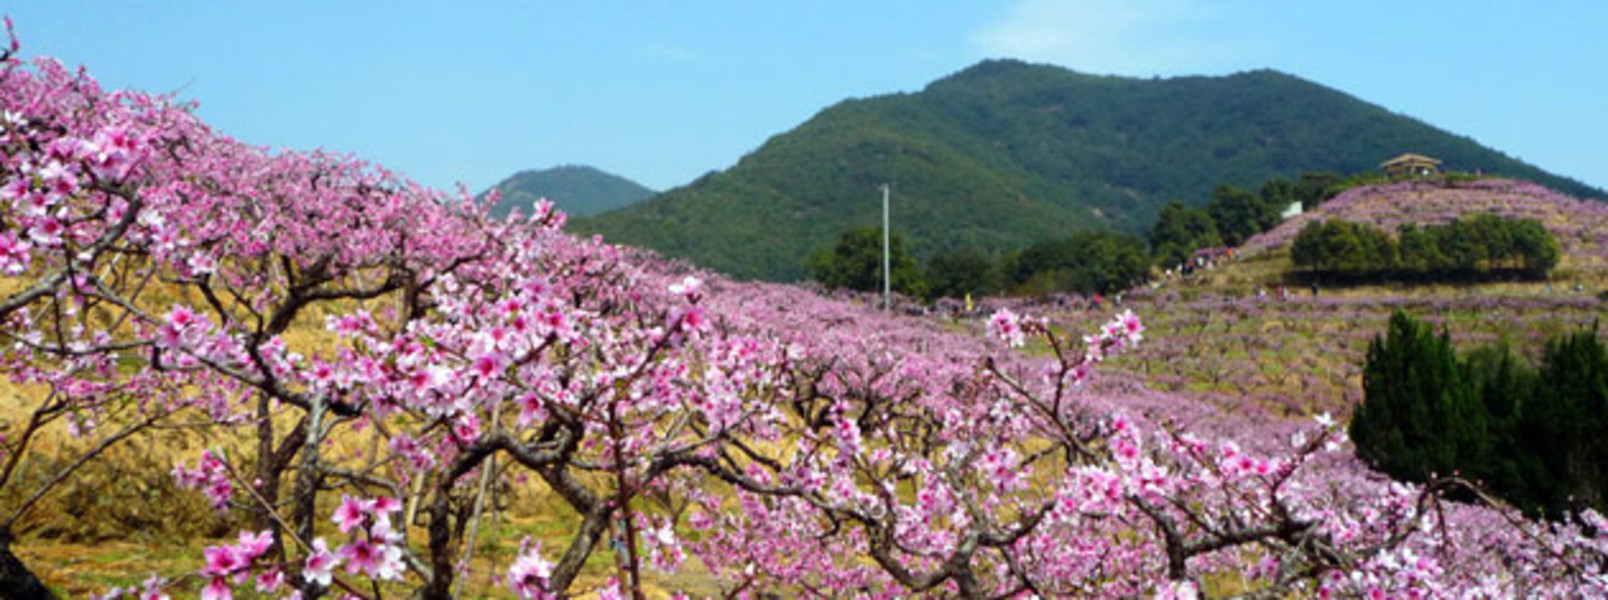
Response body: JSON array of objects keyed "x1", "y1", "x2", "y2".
[{"x1": 1380, "y1": 153, "x2": 1443, "y2": 178}]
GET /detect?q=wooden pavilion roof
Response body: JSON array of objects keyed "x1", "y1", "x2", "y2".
[{"x1": 1380, "y1": 153, "x2": 1443, "y2": 169}]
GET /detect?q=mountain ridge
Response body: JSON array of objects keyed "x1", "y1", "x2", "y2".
[
  {"x1": 575, "y1": 59, "x2": 1602, "y2": 281},
  {"x1": 482, "y1": 164, "x2": 655, "y2": 218}
]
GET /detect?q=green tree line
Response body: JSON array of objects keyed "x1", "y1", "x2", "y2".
[
  {"x1": 808, "y1": 227, "x2": 1149, "y2": 301},
  {"x1": 1149, "y1": 171, "x2": 1349, "y2": 267},
  {"x1": 809, "y1": 170, "x2": 1514, "y2": 300},
  {"x1": 1352, "y1": 311, "x2": 1608, "y2": 519},
  {"x1": 1291, "y1": 214, "x2": 1559, "y2": 281},
  {"x1": 811, "y1": 171, "x2": 1352, "y2": 301}
]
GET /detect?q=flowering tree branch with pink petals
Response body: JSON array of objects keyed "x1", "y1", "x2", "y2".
[{"x1": 1, "y1": 19, "x2": 1605, "y2": 600}]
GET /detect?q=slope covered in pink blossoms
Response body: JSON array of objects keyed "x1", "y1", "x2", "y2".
[
  {"x1": 639, "y1": 258, "x2": 1607, "y2": 598},
  {"x1": 1, "y1": 24, "x2": 1606, "y2": 599},
  {"x1": 1243, "y1": 178, "x2": 1608, "y2": 271},
  {"x1": 1106, "y1": 178, "x2": 1608, "y2": 421}
]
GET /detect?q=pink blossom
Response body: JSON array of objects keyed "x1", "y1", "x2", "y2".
[
  {"x1": 332, "y1": 494, "x2": 369, "y2": 533},
  {"x1": 201, "y1": 545, "x2": 243, "y2": 576},
  {"x1": 369, "y1": 516, "x2": 402, "y2": 545},
  {"x1": 371, "y1": 495, "x2": 402, "y2": 515},
  {"x1": 0, "y1": 231, "x2": 31, "y2": 275},
  {"x1": 326, "y1": 312, "x2": 373, "y2": 337},
  {"x1": 1155, "y1": 580, "x2": 1199, "y2": 600},
  {"x1": 254, "y1": 568, "x2": 284, "y2": 592},
  {"x1": 235, "y1": 530, "x2": 273, "y2": 561},
  {"x1": 157, "y1": 304, "x2": 203, "y2": 350},
  {"x1": 173, "y1": 451, "x2": 232, "y2": 512},
  {"x1": 989, "y1": 308, "x2": 1026, "y2": 347},
  {"x1": 389, "y1": 434, "x2": 437, "y2": 471},
  {"x1": 303, "y1": 538, "x2": 338, "y2": 587},
  {"x1": 506, "y1": 539, "x2": 555, "y2": 599},
  {"x1": 531, "y1": 198, "x2": 556, "y2": 222},
  {"x1": 338, "y1": 538, "x2": 403, "y2": 580},
  {"x1": 338, "y1": 538, "x2": 379, "y2": 576},
  {"x1": 1116, "y1": 309, "x2": 1144, "y2": 343},
  {"x1": 517, "y1": 392, "x2": 546, "y2": 427},
  {"x1": 643, "y1": 519, "x2": 684, "y2": 573},
  {"x1": 472, "y1": 352, "x2": 504, "y2": 379},
  {"x1": 1067, "y1": 362, "x2": 1092, "y2": 386},
  {"x1": 679, "y1": 305, "x2": 708, "y2": 334},
  {"x1": 372, "y1": 543, "x2": 405, "y2": 580},
  {"x1": 25, "y1": 217, "x2": 63, "y2": 246},
  {"x1": 308, "y1": 361, "x2": 336, "y2": 385},
  {"x1": 595, "y1": 579, "x2": 625, "y2": 600},
  {"x1": 199, "y1": 576, "x2": 231, "y2": 600},
  {"x1": 452, "y1": 412, "x2": 482, "y2": 444}
]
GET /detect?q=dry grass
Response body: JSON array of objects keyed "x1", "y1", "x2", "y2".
[
  {"x1": 8, "y1": 228, "x2": 1606, "y2": 595},
  {"x1": 0, "y1": 276, "x2": 725, "y2": 595},
  {"x1": 10, "y1": 442, "x2": 727, "y2": 596}
]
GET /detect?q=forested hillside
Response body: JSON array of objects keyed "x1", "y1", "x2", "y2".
[
  {"x1": 483, "y1": 164, "x2": 655, "y2": 217},
  {"x1": 576, "y1": 60, "x2": 1601, "y2": 280}
]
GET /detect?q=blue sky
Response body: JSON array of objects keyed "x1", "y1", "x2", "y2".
[{"x1": 7, "y1": 1, "x2": 1605, "y2": 195}]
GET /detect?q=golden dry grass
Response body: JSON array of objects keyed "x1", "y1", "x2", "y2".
[
  {"x1": 7, "y1": 237, "x2": 1603, "y2": 595},
  {"x1": 0, "y1": 275, "x2": 727, "y2": 595}
]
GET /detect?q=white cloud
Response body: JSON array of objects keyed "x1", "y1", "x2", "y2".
[{"x1": 972, "y1": 0, "x2": 1270, "y2": 76}]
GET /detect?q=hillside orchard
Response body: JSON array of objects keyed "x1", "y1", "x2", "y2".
[{"x1": 1, "y1": 24, "x2": 1607, "y2": 599}]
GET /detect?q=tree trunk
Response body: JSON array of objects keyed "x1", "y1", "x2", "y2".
[
  {"x1": 254, "y1": 392, "x2": 284, "y2": 562},
  {"x1": 421, "y1": 482, "x2": 456, "y2": 600},
  {"x1": 292, "y1": 399, "x2": 327, "y2": 599},
  {"x1": 0, "y1": 530, "x2": 53, "y2": 600}
]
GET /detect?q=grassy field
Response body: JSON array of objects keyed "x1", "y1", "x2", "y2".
[{"x1": 1026, "y1": 248, "x2": 1608, "y2": 421}]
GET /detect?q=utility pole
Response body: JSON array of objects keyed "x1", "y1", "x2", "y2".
[{"x1": 881, "y1": 183, "x2": 891, "y2": 312}]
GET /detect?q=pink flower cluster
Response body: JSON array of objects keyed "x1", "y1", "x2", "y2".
[
  {"x1": 505, "y1": 537, "x2": 557, "y2": 599},
  {"x1": 0, "y1": 230, "x2": 28, "y2": 275},
  {"x1": 171, "y1": 450, "x2": 232, "y2": 513},
  {"x1": 198, "y1": 530, "x2": 275, "y2": 600},
  {"x1": 988, "y1": 307, "x2": 1030, "y2": 347},
  {"x1": 176, "y1": 496, "x2": 405, "y2": 599},
  {"x1": 331, "y1": 495, "x2": 405, "y2": 581},
  {"x1": 5, "y1": 26, "x2": 1606, "y2": 599}
]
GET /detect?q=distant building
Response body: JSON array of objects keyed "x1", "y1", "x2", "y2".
[
  {"x1": 1380, "y1": 153, "x2": 1443, "y2": 178},
  {"x1": 1280, "y1": 201, "x2": 1303, "y2": 220}
]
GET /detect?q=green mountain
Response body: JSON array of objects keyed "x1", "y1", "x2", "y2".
[
  {"x1": 574, "y1": 59, "x2": 1602, "y2": 281},
  {"x1": 483, "y1": 165, "x2": 655, "y2": 218}
]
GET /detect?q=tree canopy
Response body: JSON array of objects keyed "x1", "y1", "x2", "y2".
[
  {"x1": 1354, "y1": 311, "x2": 1608, "y2": 519},
  {"x1": 808, "y1": 226, "x2": 926, "y2": 297},
  {"x1": 1291, "y1": 214, "x2": 1559, "y2": 281},
  {"x1": 1010, "y1": 231, "x2": 1149, "y2": 296},
  {"x1": 1149, "y1": 201, "x2": 1222, "y2": 266},
  {"x1": 925, "y1": 247, "x2": 1001, "y2": 300}
]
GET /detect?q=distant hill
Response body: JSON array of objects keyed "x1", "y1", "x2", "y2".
[
  {"x1": 1243, "y1": 178, "x2": 1608, "y2": 272},
  {"x1": 482, "y1": 165, "x2": 655, "y2": 218},
  {"x1": 574, "y1": 59, "x2": 1603, "y2": 281},
  {"x1": 1114, "y1": 177, "x2": 1608, "y2": 418}
]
